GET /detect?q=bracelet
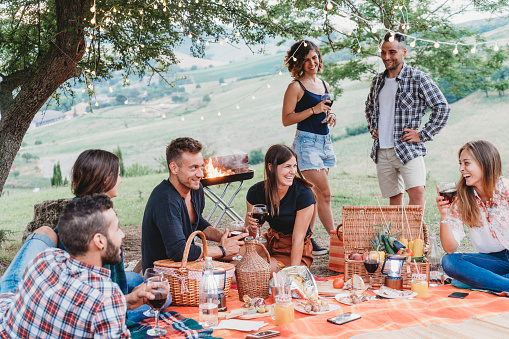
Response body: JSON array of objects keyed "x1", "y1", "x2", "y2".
[
  {"x1": 440, "y1": 220, "x2": 449, "y2": 224},
  {"x1": 311, "y1": 107, "x2": 315, "y2": 114},
  {"x1": 218, "y1": 245, "x2": 226, "y2": 258}
]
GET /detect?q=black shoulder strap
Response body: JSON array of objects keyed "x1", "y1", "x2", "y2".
[
  {"x1": 294, "y1": 79, "x2": 306, "y2": 91},
  {"x1": 322, "y1": 80, "x2": 327, "y2": 92}
]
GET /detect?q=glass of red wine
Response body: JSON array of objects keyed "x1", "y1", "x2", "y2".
[
  {"x1": 321, "y1": 93, "x2": 334, "y2": 124},
  {"x1": 252, "y1": 204, "x2": 268, "y2": 243},
  {"x1": 363, "y1": 252, "x2": 379, "y2": 290},
  {"x1": 146, "y1": 276, "x2": 169, "y2": 336},
  {"x1": 439, "y1": 182, "x2": 457, "y2": 204},
  {"x1": 230, "y1": 220, "x2": 245, "y2": 260},
  {"x1": 143, "y1": 268, "x2": 164, "y2": 317}
]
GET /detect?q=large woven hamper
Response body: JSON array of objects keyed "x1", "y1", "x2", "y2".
[
  {"x1": 342, "y1": 205, "x2": 430, "y2": 289},
  {"x1": 154, "y1": 231, "x2": 235, "y2": 306}
]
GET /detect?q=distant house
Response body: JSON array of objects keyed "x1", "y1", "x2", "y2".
[
  {"x1": 64, "y1": 102, "x2": 89, "y2": 118},
  {"x1": 29, "y1": 110, "x2": 65, "y2": 129}
]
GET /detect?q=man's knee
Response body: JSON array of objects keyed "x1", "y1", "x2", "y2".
[{"x1": 34, "y1": 226, "x2": 58, "y2": 247}]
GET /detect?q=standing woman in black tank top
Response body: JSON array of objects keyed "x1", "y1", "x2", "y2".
[{"x1": 282, "y1": 40, "x2": 337, "y2": 253}]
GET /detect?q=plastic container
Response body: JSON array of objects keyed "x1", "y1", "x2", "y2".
[{"x1": 199, "y1": 257, "x2": 218, "y2": 327}]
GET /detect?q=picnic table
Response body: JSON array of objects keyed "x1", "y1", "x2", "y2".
[{"x1": 146, "y1": 277, "x2": 509, "y2": 338}]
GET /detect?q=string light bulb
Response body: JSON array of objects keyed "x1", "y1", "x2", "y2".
[
  {"x1": 124, "y1": 99, "x2": 129, "y2": 104},
  {"x1": 303, "y1": 41, "x2": 307, "y2": 47},
  {"x1": 326, "y1": 1, "x2": 333, "y2": 10},
  {"x1": 91, "y1": 70, "x2": 96, "y2": 76},
  {"x1": 218, "y1": 111, "x2": 221, "y2": 116},
  {"x1": 388, "y1": 34, "x2": 394, "y2": 42},
  {"x1": 206, "y1": 40, "x2": 209, "y2": 46},
  {"x1": 249, "y1": 21, "x2": 254, "y2": 27},
  {"x1": 434, "y1": 42, "x2": 440, "y2": 48},
  {"x1": 109, "y1": 86, "x2": 113, "y2": 93},
  {"x1": 90, "y1": 6, "x2": 96, "y2": 13},
  {"x1": 142, "y1": 108, "x2": 146, "y2": 113},
  {"x1": 189, "y1": 33, "x2": 192, "y2": 38},
  {"x1": 292, "y1": 57, "x2": 297, "y2": 62},
  {"x1": 88, "y1": 84, "x2": 93, "y2": 89},
  {"x1": 219, "y1": 39, "x2": 223, "y2": 45},
  {"x1": 236, "y1": 104, "x2": 240, "y2": 109},
  {"x1": 494, "y1": 43, "x2": 499, "y2": 51},
  {"x1": 225, "y1": 37, "x2": 229, "y2": 43},
  {"x1": 252, "y1": 95, "x2": 255, "y2": 100},
  {"x1": 267, "y1": 84, "x2": 271, "y2": 88},
  {"x1": 279, "y1": 70, "x2": 283, "y2": 76},
  {"x1": 236, "y1": 31, "x2": 240, "y2": 36},
  {"x1": 197, "y1": 38, "x2": 200, "y2": 44},
  {"x1": 82, "y1": 88, "x2": 86, "y2": 93},
  {"x1": 410, "y1": 39, "x2": 416, "y2": 48},
  {"x1": 378, "y1": 47, "x2": 382, "y2": 53},
  {"x1": 201, "y1": 116, "x2": 204, "y2": 120},
  {"x1": 134, "y1": 62, "x2": 138, "y2": 66},
  {"x1": 181, "y1": 116, "x2": 185, "y2": 121},
  {"x1": 140, "y1": 44, "x2": 145, "y2": 48},
  {"x1": 453, "y1": 45, "x2": 458, "y2": 55},
  {"x1": 95, "y1": 102, "x2": 99, "y2": 106},
  {"x1": 139, "y1": 25, "x2": 143, "y2": 29},
  {"x1": 91, "y1": 17, "x2": 96, "y2": 24},
  {"x1": 470, "y1": 45, "x2": 477, "y2": 54},
  {"x1": 154, "y1": 4, "x2": 157, "y2": 9},
  {"x1": 371, "y1": 27, "x2": 377, "y2": 33}
]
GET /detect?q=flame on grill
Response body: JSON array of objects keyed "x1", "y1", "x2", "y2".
[{"x1": 203, "y1": 157, "x2": 235, "y2": 178}]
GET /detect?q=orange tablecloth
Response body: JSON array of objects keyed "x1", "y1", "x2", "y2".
[{"x1": 166, "y1": 284, "x2": 509, "y2": 339}]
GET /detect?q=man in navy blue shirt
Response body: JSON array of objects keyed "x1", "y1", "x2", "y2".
[{"x1": 142, "y1": 137, "x2": 247, "y2": 270}]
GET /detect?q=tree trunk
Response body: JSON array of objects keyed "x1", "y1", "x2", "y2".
[{"x1": 0, "y1": 0, "x2": 88, "y2": 196}]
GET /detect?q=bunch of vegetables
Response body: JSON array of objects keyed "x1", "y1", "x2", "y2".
[{"x1": 369, "y1": 220, "x2": 424, "y2": 258}]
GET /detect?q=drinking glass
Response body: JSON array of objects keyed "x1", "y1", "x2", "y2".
[
  {"x1": 363, "y1": 252, "x2": 379, "y2": 290},
  {"x1": 439, "y1": 182, "x2": 457, "y2": 225},
  {"x1": 321, "y1": 93, "x2": 334, "y2": 123},
  {"x1": 230, "y1": 220, "x2": 245, "y2": 260},
  {"x1": 143, "y1": 268, "x2": 164, "y2": 317},
  {"x1": 252, "y1": 204, "x2": 268, "y2": 243},
  {"x1": 146, "y1": 276, "x2": 169, "y2": 336}
]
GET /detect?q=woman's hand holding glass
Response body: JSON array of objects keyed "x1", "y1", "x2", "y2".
[{"x1": 436, "y1": 184, "x2": 454, "y2": 223}]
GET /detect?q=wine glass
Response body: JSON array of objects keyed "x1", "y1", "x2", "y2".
[
  {"x1": 321, "y1": 93, "x2": 334, "y2": 123},
  {"x1": 146, "y1": 276, "x2": 169, "y2": 336},
  {"x1": 143, "y1": 268, "x2": 164, "y2": 317},
  {"x1": 252, "y1": 204, "x2": 268, "y2": 243},
  {"x1": 439, "y1": 182, "x2": 457, "y2": 224},
  {"x1": 363, "y1": 252, "x2": 379, "y2": 290},
  {"x1": 230, "y1": 220, "x2": 245, "y2": 260}
]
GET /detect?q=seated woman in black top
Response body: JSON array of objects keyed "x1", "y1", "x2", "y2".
[{"x1": 246, "y1": 144, "x2": 316, "y2": 273}]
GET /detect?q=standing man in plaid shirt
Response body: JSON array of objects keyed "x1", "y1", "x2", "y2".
[
  {"x1": 0, "y1": 194, "x2": 158, "y2": 338},
  {"x1": 365, "y1": 32, "x2": 450, "y2": 208}
]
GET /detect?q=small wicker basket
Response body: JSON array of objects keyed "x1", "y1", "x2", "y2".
[
  {"x1": 154, "y1": 231, "x2": 235, "y2": 306},
  {"x1": 342, "y1": 205, "x2": 430, "y2": 289}
]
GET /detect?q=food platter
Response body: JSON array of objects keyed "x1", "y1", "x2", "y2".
[
  {"x1": 334, "y1": 293, "x2": 373, "y2": 306},
  {"x1": 294, "y1": 304, "x2": 341, "y2": 315},
  {"x1": 374, "y1": 289, "x2": 417, "y2": 299}
]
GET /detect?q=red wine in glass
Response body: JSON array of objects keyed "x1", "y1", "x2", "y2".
[
  {"x1": 325, "y1": 100, "x2": 334, "y2": 107},
  {"x1": 439, "y1": 189, "x2": 457, "y2": 204},
  {"x1": 363, "y1": 260, "x2": 379, "y2": 274},
  {"x1": 148, "y1": 292, "x2": 168, "y2": 310},
  {"x1": 252, "y1": 212, "x2": 268, "y2": 225}
]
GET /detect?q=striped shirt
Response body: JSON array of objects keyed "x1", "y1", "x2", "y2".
[
  {"x1": 0, "y1": 248, "x2": 129, "y2": 338},
  {"x1": 365, "y1": 63, "x2": 450, "y2": 164}
]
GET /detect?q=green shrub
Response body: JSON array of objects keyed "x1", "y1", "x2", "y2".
[
  {"x1": 51, "y1": 162, "x2": 63, "y2": 187},
  {"x1": 249, "y1": 149, "x2": 264, "y2": 165},
  {"x1": 125, "y1": 163, "x2": 154, "y2": 177},
  {"x1": 35, "y1": 140, "x2": 42, "y2": 145}
]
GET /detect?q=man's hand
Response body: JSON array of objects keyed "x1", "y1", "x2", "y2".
[
  {"x1": 371, "y1": 127, "x2": 378, "y2": 140},
  {"x1": 401, "y1": 128, "x2": 421, "y2": 143},
  {"x1": 125, "y1": 282, "x2": 155, "y2": 310},
  {"x1": 220, "y1": 230, "x2": 248, "y2": 258}
]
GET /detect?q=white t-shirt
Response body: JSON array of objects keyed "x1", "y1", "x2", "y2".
[{"x1": 378, "y1": 77, "x2": 398, "y2": 149}]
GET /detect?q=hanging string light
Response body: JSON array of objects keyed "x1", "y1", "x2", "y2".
[{"x1": 453, "y1": 45, "x2": 459, "y2": 55}]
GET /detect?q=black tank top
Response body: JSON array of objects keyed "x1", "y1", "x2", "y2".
[{"x1": 294, "y1": 80, "x2": 329, "y2": 135}]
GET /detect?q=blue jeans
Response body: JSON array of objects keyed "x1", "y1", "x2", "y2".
[
  {"x1": 442, "y1": 250, "x2": 509, "y2": 292},
  {"x1": 0, "y1": 233, "x2": 54, "y2": 294}
]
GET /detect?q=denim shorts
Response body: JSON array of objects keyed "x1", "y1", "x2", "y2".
[{"x1": 292, "y1": 130, "x2": 336, "y2": 171}]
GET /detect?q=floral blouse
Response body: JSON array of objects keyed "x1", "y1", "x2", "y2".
[{"x1": 446, "y1": 176, "x2": 509, "y2": 253}]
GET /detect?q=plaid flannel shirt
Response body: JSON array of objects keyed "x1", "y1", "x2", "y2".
[
  {"x1": 365, "y1": 63, "x2": 450, "y2": 164},
  {"x1": 0, "y1": 248, "x2": 130, "y2": 338}
]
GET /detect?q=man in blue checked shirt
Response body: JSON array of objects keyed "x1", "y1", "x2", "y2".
[
  {"x1": 365, "y1": 32, "x2": 450, "y2": 208},
  {"x1": 0, "y1": 194, "x2": 161, "y2": 338}
]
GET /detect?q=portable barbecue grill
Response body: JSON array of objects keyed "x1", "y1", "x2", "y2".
[{"x1": 202, "y1": 154, "x2": 254, "y2": 227}]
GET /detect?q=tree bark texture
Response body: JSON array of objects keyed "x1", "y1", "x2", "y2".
[{"x1": 0, "y1": 0, "x2": 89, "y2": 196}]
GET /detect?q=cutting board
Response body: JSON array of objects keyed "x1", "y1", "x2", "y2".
[{"x1": 316, "y1": 280, "x2": 344, "y2": 296}]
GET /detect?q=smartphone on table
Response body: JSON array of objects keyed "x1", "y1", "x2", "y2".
[
  {"x1": 245, "y1": 330, "x2": 280, "y2": 339},
  {"x1": 327, "y1": 313, "x2": 361, "y2": 325}
]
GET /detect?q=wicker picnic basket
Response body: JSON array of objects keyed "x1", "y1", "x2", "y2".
[
  {"x1": 342, "y1": 205, "x2": 430, "y2": 289},
  {"x1": 154, "y1": 231, "x2": 235, "y2": 306}
]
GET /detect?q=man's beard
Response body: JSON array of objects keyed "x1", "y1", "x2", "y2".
[{"x1": 102, "y1": 236, "x2": 122, "y2": 266}]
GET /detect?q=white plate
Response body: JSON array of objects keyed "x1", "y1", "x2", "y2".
[
  {"x1": 294, "y1": 303, "x2": 341, "y2": 315},
  {"x1": 374, "y1": 290, "x2": 417, "y2": 299},
  {"x1": 334, "y1": 294, "x2": 373, "y2": 306}
]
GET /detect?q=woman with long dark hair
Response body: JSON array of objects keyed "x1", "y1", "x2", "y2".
[
  {"x1": 437, "y1": 140, "x2": 509, "y2": 291},
  {"x1": 245, "y1": 144, "x2": 316, "y2": 273},
  {"x1": 282, "y1": 40, "x2": 336, "y2": 255}
]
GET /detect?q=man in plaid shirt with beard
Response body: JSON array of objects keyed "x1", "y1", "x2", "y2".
[
  {"x1": 365, "y1": 32, "x2": 450, "y2": 208},
  {"x1": 0, "y1": 194, "x2": 158, "y2": 338}
]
